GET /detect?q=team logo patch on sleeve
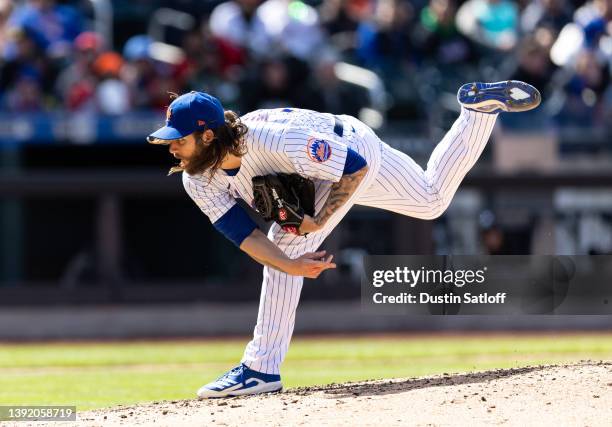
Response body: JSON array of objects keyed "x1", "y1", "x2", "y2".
[{"x1": 306, "y1": 138, "x2": 332, "y2": 163}]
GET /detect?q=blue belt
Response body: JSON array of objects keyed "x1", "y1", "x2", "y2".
[
  {"x1": 333, "y1": 116, "x2": 344, "y2": 137},
  {"x1": 333, "y1": 116, "x2": 357, "y2": 137}
]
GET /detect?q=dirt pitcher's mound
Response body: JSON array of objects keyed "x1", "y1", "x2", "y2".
[{"x1": 80, "y1": 361, "x2": 612, "y2": 426}]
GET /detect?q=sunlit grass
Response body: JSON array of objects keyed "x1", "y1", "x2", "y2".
[{"x1": 1, "y1": 333, "x2": 610, "y2": 410}]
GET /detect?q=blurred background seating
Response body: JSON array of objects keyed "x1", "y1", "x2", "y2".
[{"x1": 1, "y1": 0, "x2": 612, "y2": 305}]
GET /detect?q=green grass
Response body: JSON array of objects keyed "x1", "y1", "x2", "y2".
[{"x1": 1, "y1": 333, "x2": 611, "y2": 410}]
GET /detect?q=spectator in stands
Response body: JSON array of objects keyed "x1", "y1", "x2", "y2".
[
  {"x1": 320, "y1": 0, "x2": 370, "y2": 35},
  {"x1": 510, "y1": 34, "x2": 555, "y2": 97},
  {"x1": 176, "y1": 28, "x2": 242, "y2": 111},
  {"x1": 8, "y1": 0, "x2": 83, "y2": 59},
  {"x1": 251, "y1": 0, "x2": 326, "y2": 61},
  {"x1": 93, "y1": 52, "x2": 130, "y2": 115},
  {"x1": 201, "y1": 24, "x2": 246, "y2": 74},
  {"x1": 319, "y1": 0, "x2": 372, "y2": 53},
  {"x1": 176, "y1": 26, "x2": 244, "y2": 82},
  {"x1": 240, "y1": 57, "x2": 293, "y2": 110},
  {"x1": 520, "y1": 0, "x2": 573, "y2": 35},
  {"x1": 209, "y1": 0, "x2": 325, "y2": 61},
  {"x1": 413, "y1": 0, "x2": 477, "y2": 66},
  {"x1": 499, "y1": 30, "x2": 555, "y2": 128},
  {"x1": 121, "y1": 35, "x2": 179, "y2": 111},
  {"x1": 0, "y1": 26, "x2": 58, "y2": 111},
  {"x1": 303, "y1": 51, "x2": 370, "y2": 116},
  {"x1": 355, "y1": 0, "x2": 415, "y2": 74},
  {"x1": 574, "y1": 0, "x2": 612, "y2": 26},
  {"x1": 0, "y1": 0, "x2": 13, "y2": 56},
  {"x1": 209, "y1": 0, "x2": 267, "y2": 55},
  {"x1": 239, "y1": 55, "x2": 313, "y2": 111},
  {"x1": 4, "y1": 66, "x2": 45, "y2": 111},
  {"x1": 456, "y1": 0, "x2": 519, "y2": 51},
  {"x1": 553, "y1": 48, "x2": 609, "y2": 126},
  {"x1": 551, "y1": 0, "x2": 612, "y2": 66},
  {"x1": 56, "y1": 31, "x2": 103, "y2": 112},
  {"x1": 177, "y1": 29, "x2": 221, "y2": 88}
]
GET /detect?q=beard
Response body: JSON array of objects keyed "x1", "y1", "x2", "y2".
[{"x1": 182, "y1": 141, "x2": 212, "y2": 175}]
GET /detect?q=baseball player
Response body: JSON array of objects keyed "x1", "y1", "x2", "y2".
[{"x1": 147, "y1": 81, "x2": 540, "y2": 398}]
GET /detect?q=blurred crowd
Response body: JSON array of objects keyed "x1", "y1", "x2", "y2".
[{"x1": 1, "y1": 0, "x2": 612, "y2": 126}]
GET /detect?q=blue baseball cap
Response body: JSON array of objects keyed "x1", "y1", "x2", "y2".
[{"x1": 148, "y1": 91, "x2": 225, "y2": 140}]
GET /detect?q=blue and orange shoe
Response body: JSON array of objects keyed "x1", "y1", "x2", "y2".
[
  {"x1": 457, "y1": 80, "x2": 541, "y2": 113},
  {"x1": 197, "y1": 364, "x2": 283, "y2": 398}
]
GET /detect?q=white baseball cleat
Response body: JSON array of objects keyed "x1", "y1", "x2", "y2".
[
  {"x1": 197, "y1": 364, "x2": 283, "y2": 398},
  {"x1": 457, "y1": 80, "x2": 542, "y2": 113}
]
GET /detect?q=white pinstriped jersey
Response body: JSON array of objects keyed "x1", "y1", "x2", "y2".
[
  {"x1": 239, "y1": 107, "x2": 498, "y2": 375},
  {"x1": 176, "y1": 104, "x2": 499, "y2": 375},
  {"x1": 182, "y1": 108, "x2": 379, "y2": 224}
]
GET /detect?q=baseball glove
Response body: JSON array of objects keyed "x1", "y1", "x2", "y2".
[{"x1": 252, "y1": 173, "x2": 315, "y2": 235}]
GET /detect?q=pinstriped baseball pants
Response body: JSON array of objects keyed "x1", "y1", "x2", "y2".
[{"x1": 241, "y1": 108, "x2": 498, "y2": 374}]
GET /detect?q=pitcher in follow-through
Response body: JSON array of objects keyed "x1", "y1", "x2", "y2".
[{"x1": 147, "y1": 81, "x2": 541, "y2": 398}]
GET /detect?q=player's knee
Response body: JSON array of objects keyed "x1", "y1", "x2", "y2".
[
  {"x1": 427, "y1": 204, "x2": 447, "y2": 219},
  {"x1": 426, "y1": 191, "x2": 453, "y2": 219}
]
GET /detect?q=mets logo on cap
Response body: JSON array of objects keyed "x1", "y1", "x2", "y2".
[{"x1": 307, "y1": 138, "x2": 332, "y2": 163}]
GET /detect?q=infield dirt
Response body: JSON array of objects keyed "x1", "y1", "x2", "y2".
[{"x1": 20, "y1": 360, "x2": 612, "y2": 426}]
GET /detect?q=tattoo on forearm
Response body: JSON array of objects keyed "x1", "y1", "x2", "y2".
[{"x1": 314, "y1": 166, "x2": 368, "y2": 226}]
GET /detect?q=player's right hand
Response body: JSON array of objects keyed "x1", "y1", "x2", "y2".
[{"x1": 289, "y1": 250, "x2": 336, "y2": 278}]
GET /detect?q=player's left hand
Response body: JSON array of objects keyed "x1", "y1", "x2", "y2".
[
  {"x1": 290, "y1": 251, "x2": 336, "y2": 278},
  {"x1": 299, "y1": 215, "x2": 323, "y2": 235}
]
